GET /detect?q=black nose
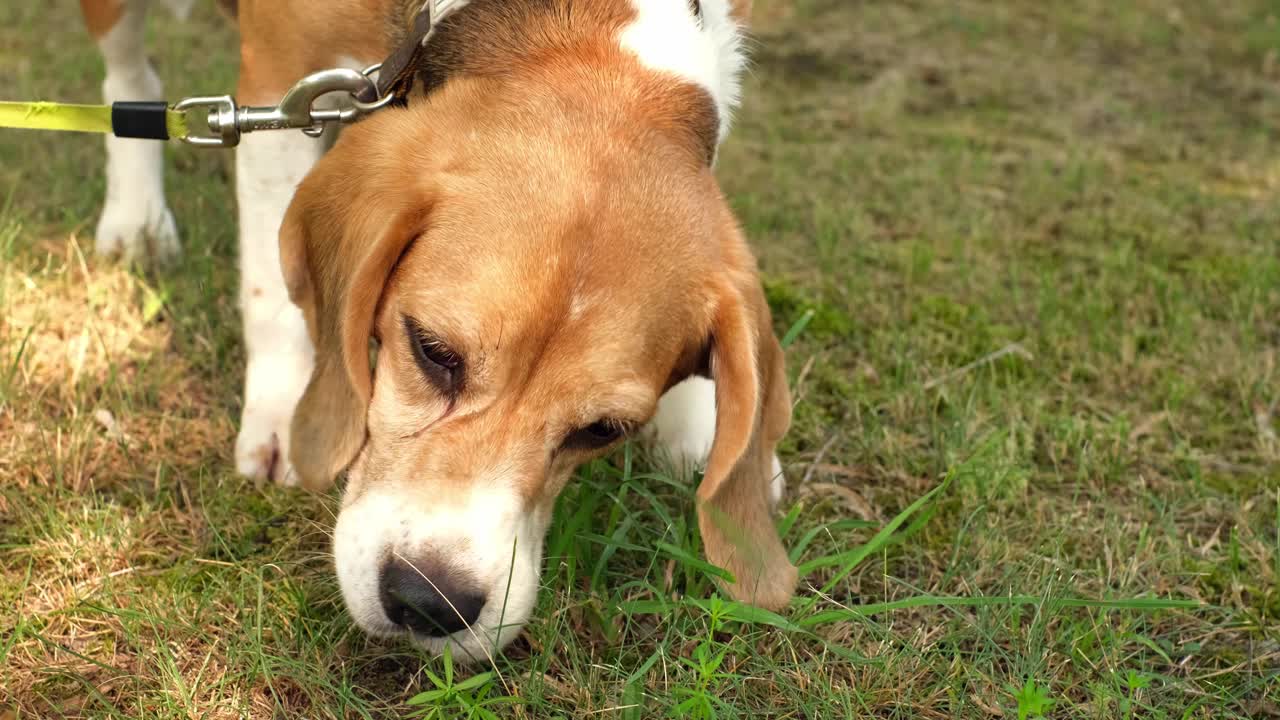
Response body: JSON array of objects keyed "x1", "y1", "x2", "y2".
[{"x1": 378, "y1": 556, "x2": 485, "y2": 637}]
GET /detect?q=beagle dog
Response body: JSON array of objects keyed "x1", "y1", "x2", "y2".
[{"x1": 80, "y1": 0, "x2": 797, "y2": 659}]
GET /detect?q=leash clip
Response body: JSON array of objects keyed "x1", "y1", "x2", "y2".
[{"x1": 174, "y1": 65, "x2": 393, "y2": 148}]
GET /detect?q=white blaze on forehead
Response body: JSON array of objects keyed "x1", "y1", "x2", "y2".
[{"x1": 618, "y1": 0, "x2": 747, "y2": 144}]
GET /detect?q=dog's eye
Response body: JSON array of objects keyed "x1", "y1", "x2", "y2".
[
  {"x1": 564, "y1": 419, "x2": 626, "y2": 450},
  {"x1": 404, "y1": 317, "x2": 463, "y2": 393}
]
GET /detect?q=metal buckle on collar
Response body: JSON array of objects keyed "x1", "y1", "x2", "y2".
[
  {"x1": 175, "y1": 63, "x2": 393, "y2": 148},
  {"x1": 418, "y1": 0, "x2": 467, "y2": 46}
]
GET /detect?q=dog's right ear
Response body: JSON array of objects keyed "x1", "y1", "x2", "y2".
[
  {"x1": 279, "y1": 119, "x2": 437, "y2": 490},
  {"x1": 692, "y1": 213, "x2": 797, "y2": 611}
]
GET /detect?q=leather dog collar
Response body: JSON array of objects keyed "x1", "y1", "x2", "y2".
[{"x1": 376, "y1": 0, "x2": 471, "y2": 106}]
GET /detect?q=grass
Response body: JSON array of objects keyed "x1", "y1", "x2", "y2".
[{"x1": 2, "y1": 0, "x2": 1279, "y2": 717}]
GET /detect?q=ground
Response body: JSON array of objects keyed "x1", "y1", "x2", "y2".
[{"x1": 1, "y1": 1, "x2": 1278, "y2": 718}]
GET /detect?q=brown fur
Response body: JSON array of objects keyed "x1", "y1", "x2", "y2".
[
  {"x1": 388, "y1": 0, "x2": 722, "y2": 163},
  {"x1": 234, "y1": 0, "x2": 395, "y2": 103},
  {"x1": 697, "y1": 224, "x2": 796, "y2": 607},
  {"x1": 81, "y1": 0, "x2": 793, "y2": 611},
  {"x1": 79, "y1": 0, "x2": 124, "y2": 39},
  {"x1": 280, "y1": 27, "x2": 796, "y2": 606}
]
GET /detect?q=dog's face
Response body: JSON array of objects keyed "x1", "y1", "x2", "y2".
[
  {"x1": 331, "y1": 116, "x2": 718, "y2": 657},
  {"x1": 280, "y1": 79, "x2": 795, "y2": 659}
]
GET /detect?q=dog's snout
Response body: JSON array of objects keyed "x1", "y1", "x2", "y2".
[{"x1": 378, "y1": 556, "x2": 485, "y2": 637}]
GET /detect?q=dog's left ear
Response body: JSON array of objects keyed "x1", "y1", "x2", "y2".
[
  {"x1": 278, "y1": 117, "x2": 436, "y2": 490},
  {"x1": 697, "y1": 219, "x2": 798, "y2": 611}
]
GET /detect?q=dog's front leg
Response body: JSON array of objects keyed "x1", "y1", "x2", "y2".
[
  {"x1": 648, "y1": 376, "x2": 786, "y2": 508},
  {"x1": 234, "y1": 129, "x2": 323, "y2": 486},
  {"x1": 231, "y1": 62, "x2": 327, "y2": 486},
  {"x1": 82, "y1": 0, "x2": 180, "y2": 263}
]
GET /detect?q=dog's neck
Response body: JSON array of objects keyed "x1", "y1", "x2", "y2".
[{"x1": 382, "y1": 0, "x2": 746, "y2": 163}]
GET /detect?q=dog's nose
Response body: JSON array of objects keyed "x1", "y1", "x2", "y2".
[{"x1": 378, "y1": 556, "x2": 485, "y2": 637}]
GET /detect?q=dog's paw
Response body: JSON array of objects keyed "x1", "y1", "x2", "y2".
[
  {"x1": 236, "y1": 295, "x2": 314, "y2": 487},
  {"x1": 649, "y1": 377, "x2": 787, "y2": 508},
  {"x1": 95, "y1": 197, "x2": 180, "y2": 265},
  {"x1": 646, "y1": 376, "x2": 717, "y2": 476},
  {"x1": 236, "y1": 357, "x2": 312, "y2": 487},
  {"x1": 236, "y1": 403, "x2": 299, "y2": 487}
]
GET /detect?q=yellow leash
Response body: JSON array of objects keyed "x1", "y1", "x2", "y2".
[
  {"x1": 0, "y1": 102, "x2": 113, "y2": 134},
  {"x1": 0, "y1": 62, "x2": 395, "y2": 148},
  {"x1": 0, "y1": 100, "x2": 188, "y2": 140},
  {"x1": 1, "y1": 1, "x2": 458, "y2": 147}
]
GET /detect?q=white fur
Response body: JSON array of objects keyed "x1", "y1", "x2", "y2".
[
  {"x1": 619, "y1": 0, "x2": 747, "y2": 144},
  {"x1": 157, "y1": 0, "x2": 196, "y2": 20},
  {"x1": 233, "y1": 131, "x2": 323, "y2": 485},
  {"x1": 647, "y1": 376, "x2": 787, "y2": 506},
  {"x1": 94, "y1": 2, "x2": 179, "y2": 263},
  {"x1": 648, "y1": 376, "x2": 718, "y2": 471},
  {"x1": 233, "y1": 55, "x2": 383, "y2": 484},
  {"x1": 333, "y1": 475, "x2": 544, "y2": 661}
]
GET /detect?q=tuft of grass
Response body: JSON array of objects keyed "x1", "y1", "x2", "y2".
[{"x1": 3, "y1": 0, "x2": 1279, "y2": 718}]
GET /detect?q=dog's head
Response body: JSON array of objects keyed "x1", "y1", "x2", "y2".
[{"x1": 279, "y1": 13, "x2": 793, "y2": 661}]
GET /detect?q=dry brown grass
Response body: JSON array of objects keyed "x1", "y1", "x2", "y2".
[
  {"x1": 2, "y1": 0, "x2": 1279, "y2": 717},
  {"x1": 1, "y1": 233, "x2": 233, "y2": 493}
]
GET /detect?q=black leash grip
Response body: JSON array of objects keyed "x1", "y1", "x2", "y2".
[{"x1": 111, "y1": 101, "x2": 170, "y2": 140}]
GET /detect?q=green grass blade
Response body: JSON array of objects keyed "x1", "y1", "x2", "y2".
[
  {"x1": 780, "y1": 308, "x2": 816, "y2": 348},
  {"x1": 655, "y1": 541, "x2": 735, "y2": 583},
  {"x1": 797, "y1": 474, "x2": 952, "y2": 579},
  {"x1": 799, "y1": 595, "x2": 1201, "y2": 628}
]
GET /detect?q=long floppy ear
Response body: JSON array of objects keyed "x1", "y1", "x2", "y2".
[
  {"x1": 697, "y1": 227, "x2": 798, "y2": 610},
  {"x1": 279, "y1": 125, "x2": 434, "y2": 490}
]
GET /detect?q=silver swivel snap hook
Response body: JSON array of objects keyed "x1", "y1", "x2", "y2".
[{"x1": 173, "y1": 64, "x2": 391, "y2": 148}]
